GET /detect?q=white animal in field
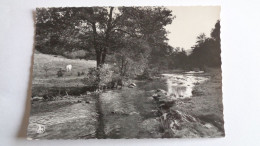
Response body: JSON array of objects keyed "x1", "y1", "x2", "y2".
[{"x1": 66, "y1": 64, "x2": 72, "y2": 72}]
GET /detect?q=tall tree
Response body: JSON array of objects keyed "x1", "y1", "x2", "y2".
[
  {"x1": 189, "y1": 20, "x2": 221, "y2": 68},
  {"x1": 79, "y1": 7, "x2": 175, "y2": 67},
  {"x1": 35, "y1": 7, "x2": 175, "y2": 68}
]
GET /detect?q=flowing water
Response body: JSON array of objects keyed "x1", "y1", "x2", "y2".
[
  {"x1": 95, "y1": 72, "x2": 210, "y2": 138},
  {"x1": 162, "y1": 73, "x2": 209, "y2": 99},
  {"x1": 28, "y1": 72, "x2": 216, "y2": 139}
]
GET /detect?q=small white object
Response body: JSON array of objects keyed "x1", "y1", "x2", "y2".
[
  {"x1": 130, "y1": 83, "x2": 136, "y2": 87},
  {"x1": 162, "y1": 113, "x2": 168, "y2": 120},
  {"x1": 66, "y1": 64, "x2": 72, "y2": 72}
]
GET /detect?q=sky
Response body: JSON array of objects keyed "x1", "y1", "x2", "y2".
[{"x1": 165, "y1": 6, "x2": 220, "y2": 51}]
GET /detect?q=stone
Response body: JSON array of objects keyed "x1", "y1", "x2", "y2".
[
  {"x1": 32, "y1": 96, "x2": 43, "y2": 101},
  {"x1": 128, "y1": 85, "x2": 134, "y2": 88},
  {"x1": 130, "y1": 83, "x2": 137, "y2": 87},
  {"x1": 156, "y1": 89, "x2": 168, "y2": 95}
]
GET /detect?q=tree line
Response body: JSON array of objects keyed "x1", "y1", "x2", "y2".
[
  {"x1": 164, "y1": 20, "x2": 221, "y2": 70},
  {"x1": 35, "y1": 7, "x2": 175, "y2": 73},
  {"x1": 35, "y1": 7, "x2": 221, "y2": 78}
]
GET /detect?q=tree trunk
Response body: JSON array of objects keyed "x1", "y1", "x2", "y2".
[
  {"x1": 96, "y1": 51, "x2": 101, "y2": 68},
  {"x1": 91, "y1": 20, "x2": 101, "y2": 67},
  {"x1": 121, "y1": 58, "x2": 123, "y2": 75},
  {"x1": 101, "y1": 7, "x2": 114, "y2": 65},
  {"x1": 101, "y1": 50, "x2": 106, "y2": 65}
]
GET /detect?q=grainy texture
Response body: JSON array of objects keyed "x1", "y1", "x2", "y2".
[{"x1": 27, "y1": 6, "x2": 223, "y2": 139}]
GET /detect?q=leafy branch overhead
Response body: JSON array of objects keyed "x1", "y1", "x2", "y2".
[{"x1": 35, "y1": 7, "x2": 175, "y2": 67}]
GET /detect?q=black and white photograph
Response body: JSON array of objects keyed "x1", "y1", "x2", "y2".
[{"x1": 26, "y1": 6, "x2": 224, "y2": 139}]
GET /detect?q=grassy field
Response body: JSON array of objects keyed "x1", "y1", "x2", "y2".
[
  {"x1": 33, "y1": 53, "x2": 96, "y2": 79},
  {"x1": 32, "y1": 53, "x2": 96, "y2": 87},
  {"x1": 28, "y1": 95, "x2": 97, "y2": 139}
]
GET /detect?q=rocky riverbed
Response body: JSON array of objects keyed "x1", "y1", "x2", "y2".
[{"x1": 27, "y1": 69, "x2": 224, "y2": 139}]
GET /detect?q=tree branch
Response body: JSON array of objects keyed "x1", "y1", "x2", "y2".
[{"x1": 112, "y1": 28, "x2": 141, "y2": 38}]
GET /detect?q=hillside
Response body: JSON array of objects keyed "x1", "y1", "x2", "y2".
[{"x1": 32, "y1": 53, "x2": 96, "y2": 87}]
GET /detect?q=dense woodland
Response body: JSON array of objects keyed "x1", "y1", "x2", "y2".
[{"x1": 35, "y1": 7, "x2": 221, "y2": 80}]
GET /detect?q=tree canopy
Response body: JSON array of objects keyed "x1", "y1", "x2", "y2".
[
  {"x1": 35, "y1": 7, "x2": 221, "y2": 73},
  {"x1": 35, "y1": 7, "x2": 175, "y2": 68},
  {"x1": 189, "y1": 20, "x2": 221, "y2": 68},
  {"x1": 160, "y1": 20, "x2": 221, "y2": 70}
]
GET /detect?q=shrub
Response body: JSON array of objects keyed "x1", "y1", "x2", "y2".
[
  {"x1": 99, "y1": 64, "x2": 114, "y2": 85},
  {"x1": 57, "y1": 69, "x2": 63, "y2": 77},
  {"x1": 136, "y1": 68, "x2": 154, "y2": 80},
  {"x1": 42, "y1": 63, "x2": 51, "y2": 77},
  {"x1": 82, "y1": 67, "x2": 99, "y2": 87},
  {"x1": 63, "y1": 50, "x2": 86, "y2": 59},
  {"x1": 82, "y1": 64, "x2": 115, "y2": 88}
]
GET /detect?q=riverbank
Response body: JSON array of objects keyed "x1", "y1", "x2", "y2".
[
  {"x1": 27, "y1": 68, "x2": 224, "y2": 139},
  {"x1": 171, "y1": 67, "x2": 224, "y2": 136},
  {"x1": 27, "y1": 94, "x2": 97, "y2": 139}
]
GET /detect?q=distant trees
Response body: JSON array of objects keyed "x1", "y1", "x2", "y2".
[
  {"x1": 165, "y1": 20, "x2": 221, "y2": 70},
  {"x1": 189, "y1": 20, "x2": 221, "y2": 68},
  {"x1": 35, "y1": 7, "x2": 221, "y2": 75},
  {"x1": 35, "y1": 8, "x2": 84, "y2": 55},
  {"x1": 165, "y1": 47, "x2": 189, "y2": 69}
]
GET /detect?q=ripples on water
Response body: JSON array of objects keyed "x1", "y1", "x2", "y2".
[{"x1": 162, "y1": 73, "x2": 208, "y2": 99}]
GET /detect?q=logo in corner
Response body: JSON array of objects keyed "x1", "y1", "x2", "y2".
[{"x1": 36, "y1": 124, "x2": 45, "y2": 134}]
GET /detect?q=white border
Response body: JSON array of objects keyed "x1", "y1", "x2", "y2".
[{"x1": 1, "y1": 0, "x2": 260, "y2": 146}]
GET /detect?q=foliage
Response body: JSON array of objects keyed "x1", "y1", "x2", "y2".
[
  {"x1": 136, "y1": 68, "x2": 152, "y2": 80},
  {"x1": 63, "y1": 50, "x2": 87, "y2": 59},
  {"x1": 82, "y1": 64, "x2": 115, "y2": 87},
  {"x1": 42, "y1": 63, "x2": 51, "y2": 77},
  {"x1": 189, "y1": 20, "x2": 221, "y2": 68},
  {"x1": 57, "y1": 69, "x2": 63, "y2": 77},
  {"x1": 35, "y1": 7, "x2": 220, "y2": 77},
  {"x1": 163, "y1": 20, "x2": 221, "y2": 70},
  {"x1": 164, "y1": 47, "x2": 189, "y2": 69},
  {"x1": 107, "y1": 37, "x2": 151, "y2": 78},
  {"x1": 35, "y1": 7, "x2": 175, "y2": 68}
]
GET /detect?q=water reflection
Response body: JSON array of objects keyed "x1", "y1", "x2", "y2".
[{"x1": 162, "y1": 73, "x2": 208, "y2": 99}]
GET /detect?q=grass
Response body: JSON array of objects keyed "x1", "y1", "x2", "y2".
[
  {"x1": 173, "y1": 67, "x2": 224, "y2": 135},
  {"x1": 32, "y1": 53, "x2": 96, "y2": 88},
  {"x1": 29, "y1": 52, "x2": 224, "y2": 138},
  {"x1": 30, "y1": 100, "x2": 76, "y2": 115},
  {"x1": 32, "y1": 53, "x2": 96, "y2": 81},
  {"x1": 27, "y1": 95, "x2": 97, "y2": 139},
  {"x1": 136, "y1": 78, "x2": 167, "y2": 92}
]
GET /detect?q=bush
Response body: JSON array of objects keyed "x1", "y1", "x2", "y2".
[
  {"x1": 136, "y1": 68, "x2": 158, "y2": 80},
  {"x1": 63, "y1": 50, "x2": 87, "y2": 59},
  {"x1": 82, "y1": 64, "x2": 115, "y2": 88},
  {"x1": 57, "y1": 69, "x2": 63, "y2": 77},
  {"x1": 82, "y1": 68, "x2": 99, "y2": 87},
  {"x1": 99, "y1": 64, "x2": 114, "y2": 85}
]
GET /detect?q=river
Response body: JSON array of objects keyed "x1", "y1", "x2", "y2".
[
  {"x1": 28, "y1": 72, "x2": 223, "y2": 139},
  {"x1": 162, "y1": 72, "x2": 208, "y2": 99},
  {"x1": 95, "y1": 72, "x2": 212, "y2": 138}
]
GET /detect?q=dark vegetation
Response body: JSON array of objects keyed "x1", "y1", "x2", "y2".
[
  {"x1": 33, "y1": 8, "x2": 222, "y2": 120},
  {"x1": 35, "y1": 7, "x2": 220, "y2": 86},
  {"x1": 29, "y1": 7, "x2": 223, "y2": 139},
  {"x1": 35, "y1": 7, "x2": 175, "y2": 89},
  {"x1": 35, "y1": 7, "x2": 174, "y2": 69},
  {"x1": 165, "y1": 20, "x2": 221, "y2": 70}
]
